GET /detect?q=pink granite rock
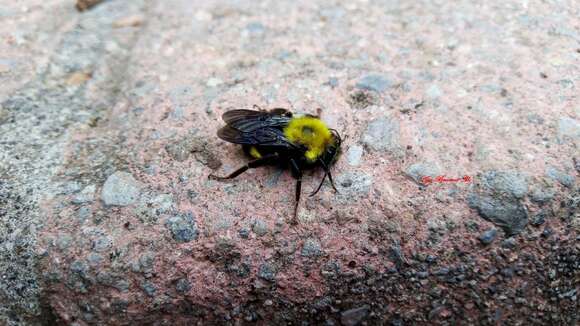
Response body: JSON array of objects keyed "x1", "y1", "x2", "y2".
[{"x1": 0, "y1": 0, "x2": 578, "y2": 325}]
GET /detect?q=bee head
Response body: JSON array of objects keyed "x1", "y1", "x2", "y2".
[{"x1": 323, "y1": 128, "x2": 342, "y2": 166}]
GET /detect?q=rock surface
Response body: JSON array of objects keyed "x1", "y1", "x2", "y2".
[
  {"x1": 0, "y1": 0, "x2": 578, "y2": 325},
  {"x1": 355, "y1": 74, "x2": 392, "y2": 93},
  {"x1": 340, "y1": 305, "x2": 370, "y2": 326},
  {"x1": 361, "y1": 116, "x2": 401, "y2": 154},
  {"x1": 101, "y1": 171, "x2": 140, "y2": 206}
]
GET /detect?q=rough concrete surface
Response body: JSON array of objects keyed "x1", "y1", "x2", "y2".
[{"x1": 0, "y1": 0, "x2": 578, "y2": 325}]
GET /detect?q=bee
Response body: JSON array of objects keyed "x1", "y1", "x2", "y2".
[{"x1": 209, "y1": 107, "x2": 342, "y2": 220}]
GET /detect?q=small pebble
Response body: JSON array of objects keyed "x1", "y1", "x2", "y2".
[
  {"x1": 356, "y1": 74, "x2": 392, "y2": 93},
  {"x1": 478, "y1": 228, "x2": 498, "y2": 245}
]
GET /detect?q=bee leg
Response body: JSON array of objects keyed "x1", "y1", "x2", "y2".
[
  {"x1": 327, "y1": 169, "x2": 339, "y2": 193},
  {"x1": 309, "y1": 159, "x2": 339, "y2": 196},
  {"x1": 290, "y1": 159, "x2": 303, "y2": 222},
  {"x1": 309, "y1": 172, "x2": 327, "y2": 197},
  {"x1": 253, "y1": 104, "x2": 265, "y2": 111},
  {"x1": 208, "y1": 153, "x2": 278, "y2": 181},
  {"x1": 293, "y1": 178, "x2": 302, "y2": 222}
]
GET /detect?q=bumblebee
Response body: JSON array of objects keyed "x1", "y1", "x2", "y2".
[{"x1": 209, "y1": 107, "x2": 342, "y2": 220}]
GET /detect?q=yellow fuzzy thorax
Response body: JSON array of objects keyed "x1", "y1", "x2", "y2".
[{"x1": 283, "y1": 116, "x2": 333, "y2": 162}]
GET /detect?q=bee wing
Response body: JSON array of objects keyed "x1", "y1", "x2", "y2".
[
  {"x1": 222, "y1": 109, "x2": 292, "y2": 132},
  {"x1": 217, "y1": 125, "x2": 247, "y2": 143},
  {"x1": 222, "y1": 109, "x2": 266, "y2": 125},
  {"x1": 218, "y1": 125, "x2": 297, "y2": 149}
]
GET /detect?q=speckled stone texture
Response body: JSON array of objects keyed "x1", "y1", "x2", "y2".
[{"x1": 0, "y1": 0, "x2": 578, "y2": 325}]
